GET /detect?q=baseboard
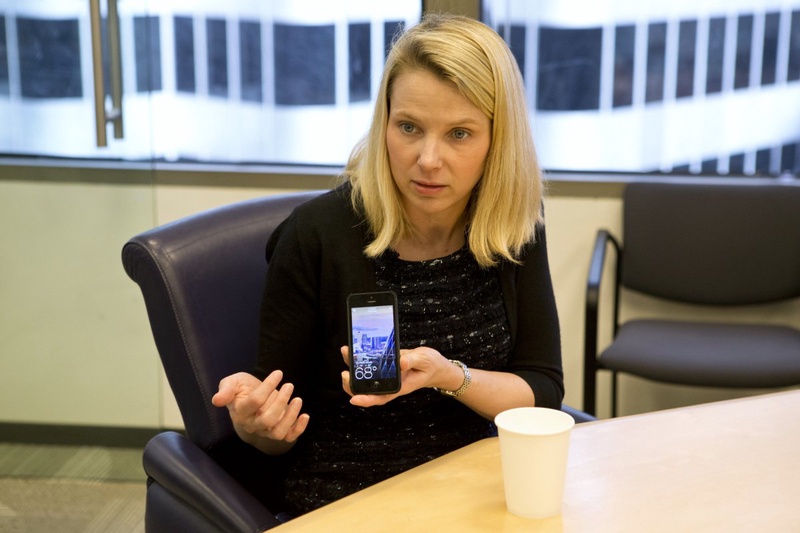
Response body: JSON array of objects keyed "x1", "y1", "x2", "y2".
[{"x1": 0, "y1": 422, "x2": 169, "y2": 448}]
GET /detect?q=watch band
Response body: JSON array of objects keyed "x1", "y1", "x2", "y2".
[{"x1": 435, "y1": 359, "x2": 472, "y2": 398}]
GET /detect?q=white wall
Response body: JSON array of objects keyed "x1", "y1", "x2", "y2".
[
  {"x1": 0, "y1": 172, "x2": 161, "y2": 428},
  {"x1": 1, "y1": 168, "x2": 797, "y2": 433}
]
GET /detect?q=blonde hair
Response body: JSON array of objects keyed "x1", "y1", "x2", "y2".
[{"x1": 344, "y1": 14, "x2": 543, "y2": 267}]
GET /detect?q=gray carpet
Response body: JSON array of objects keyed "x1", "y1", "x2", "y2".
[{"x1": 0, "y1": 443, "x2": 146, "y2": 532}]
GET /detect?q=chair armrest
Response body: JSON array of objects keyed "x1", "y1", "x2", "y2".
[
  {"x1": 583, "y1": 229, "x2": 620, "y2": 415},
  {"x1": 561, "y1": 404, "x2": 597, "y2": 424},
  {"x1": 143, "y1": 431, "x2": 281, "y2": 533},
  {"x1": 585, "y1": 230, "x2": 620, "y2": 314}
]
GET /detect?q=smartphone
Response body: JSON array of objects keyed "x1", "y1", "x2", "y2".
[{"x1": 347, "y1": 291, "x2": 401, "y2": 394}]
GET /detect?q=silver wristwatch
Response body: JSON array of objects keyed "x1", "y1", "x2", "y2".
[{"x1": 435, "y1": 359, "x2": 472, "y2": 398}]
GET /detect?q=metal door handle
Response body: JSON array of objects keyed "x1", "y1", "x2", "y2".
[{"x1": 89, "y1": 0, "x2": 124, "y2": 147}]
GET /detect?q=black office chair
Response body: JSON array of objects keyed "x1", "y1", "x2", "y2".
[
  {"x1": 123, "y1": 190, "x2": 324, "y2": 532},
  {"x1": 123, "y1": 188, "x2": 595, "y2": 531},
  {"x1": 583, "y1": 181, "x2": 800, "y2": 417}
]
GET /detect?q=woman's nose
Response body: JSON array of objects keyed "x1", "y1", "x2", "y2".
[{"x1": 417, "y1": 137, "x2": 442, "y2": 170}]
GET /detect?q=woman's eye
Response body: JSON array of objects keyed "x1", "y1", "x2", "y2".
[
  {"x1": 452, "y1": 129, "x2": 470, "y2": 140},
  {"x1": 400, "y1": 123, "x2": 416, "y2": 134}
]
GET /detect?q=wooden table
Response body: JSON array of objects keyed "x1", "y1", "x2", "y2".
[{"x1": 273, "y1": 390, "x2": 800, "y2": 532}]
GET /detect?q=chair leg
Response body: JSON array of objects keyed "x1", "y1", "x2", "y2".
[
  {"x1": 583, "y1": 358, "x2": 597, "y2": 417},
  {"x1": 611, "y1": 372, "x2": 618, "y2": 418}
]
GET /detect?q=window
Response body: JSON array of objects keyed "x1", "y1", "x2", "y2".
[
  {"x1": 485, "y1": 0, "x2": 800, "y2": 176},
  {"x1": 134, "y1": 16, "x2": 161, "y2": 93},
  {"x1": 645, "y1": 22, "x2": 667, "y2": 103},
  {"x1": 613, "y1": 25, "x2": 635, "y2": 108},
  {"x1": 676, "y1": 20, "x2": 697, "y2": 99},
  {"x1": 706, "y1": 17, "x2": 725, "y2": 94},
  {"x1": 207, "y1": 19, "x2": 228, "y2": 98},
  {"x1": 18, "y1": 17, "x2": 82, "y2": 98},
  {"x1": 782, "y1": 142, "x2": 799, "y2": 172},
  {"x1": 348, "y1": 23, "x2": 371, "y2": 102},
  {"x1": 174, "y1": 16, "x2": 195, "y2": 94},
  {"x1": 789, "y1": 10, "x2": 800, "y2": 81},
  {"x1": 274, "y1": 24, "x2": 335, "y2": 106},
  {"x1": 384, "y1": 21, "x2": 405, "y2": 57},
  {"x1": 0, "y1": 15, "x2": 8, "y2": 96},
  {"x1": 762, "y1": 12, "x2": 780, "y2": 86},
  {"x1": 0, "y1": 1, "x2": 421, "y2": 162},
  {"x1": 507, "y1": 25, "x2": 526, "y2": 82},
  {"x1": 537, "y1": 27, "x2": 602, "y2": 111},
  {"x1": 2, "y1": 0, "x2": 795, "y2": 174},
  {"x1": 755, "y1": 148, "x2": 771, "y2": 173},
  {"x1": 734, "y1": 15, "x2": 753, "y2": 90},
  {"x1": 240, "y1": 21, "x2": 263, "y2": 103}
]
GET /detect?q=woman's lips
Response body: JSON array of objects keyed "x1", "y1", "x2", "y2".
[{"x1": 412, "y1": 181, "x2": 445, "y2": 194}]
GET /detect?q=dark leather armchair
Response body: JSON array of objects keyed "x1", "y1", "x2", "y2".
[
  {"x1": 584, "y1": 182, "x2": 800, "y2": 417},
  {"x1": 123, "y1": 188, "x2": 594, "y2": 531},
  {"x1": 123, "y1": 190, "x2": 324, "y2": 532}
]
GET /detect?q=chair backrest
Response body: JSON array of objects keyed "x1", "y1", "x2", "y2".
[
  {"x1": 122, "y1": 191, "x2": 324, "y2": 450},
  {"x1": 621, "y1": 182, "x2": 800, "y2": 305}
]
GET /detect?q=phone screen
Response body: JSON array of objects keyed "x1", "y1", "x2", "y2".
[{"x1": 347, "y1": 292, "x2": 401, "y2": 394}]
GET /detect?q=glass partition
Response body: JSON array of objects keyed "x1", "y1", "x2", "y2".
[
  {"x1": 0, "y1": 0, "x2": 421, "y2": 165},
  {"x1": 484, "y1": 0, "x2": 800, "y2": 176}
]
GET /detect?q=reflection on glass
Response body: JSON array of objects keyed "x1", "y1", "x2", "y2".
[
  {"x1": 484, "y1": 0, "x2": 800, "y2": 176},
  {"x1": 18, "y1": 17, "x2": 82, "y2": 98},
  {"x1": 348, "y1": 22, "x2": 370, "y2": 103},
  {"x1": 791, "y1": 11, "x2": 800, "y2": 81},
  {"x1": 274, "y1": 23, "x2": 335, "y2": 106},
  {"x1": 174, "y1": 15, "x2": 195, "y2": 94},
  {"x1": 645, "y1": 22, "x2": 666, "y2": 104},
  {"x1": 537, "y1": 27, "x2": 602, "y2": 111},
  {"x1": 706, "y1": 17, "x2": 725, "y2": 95},
  {"x1": 0, "y1": 0, "x2": 421, "y2": 163},
  {"x1": 239, "y1": 20, "x2": 262, "y2": 103},
  {"x1": 2, "y1": 0, "x2": 798, "y2": 175},
  {"x1": 676, "y1": 20, "x2": 697, "y2": 99},
  {"x1": 0, "y1": 15, "x2": 8, "y2": 95},
  {"x1": 762, "y1": 12, "x2": 780, "y2": 86},
  {"x1": 207, "y1": 18, "x2": 228, "y2": 98},
  {"x1": 134, "y1": 15, "x2": 161, "y2": 93},
  {"x1": 613, "y1": 25, "x2": 635, "y2": 108},
  {"x1": 734, "y1": 15, "x2": 753, "y2": 90}
]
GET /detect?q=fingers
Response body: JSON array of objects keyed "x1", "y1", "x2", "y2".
[
  {"x1": 238, "y1": 370, "x2": 284, "y2": 418},
  {"x1": 399, "y1": 349, "x2": 414, "y2": 371},
  {"x1": 259, "y1": 395, "x2": 305, "y2": 441},
  {"x1": 212, "y1": 370, "x2": 309, "y2": 443},
  {"x1": 346, "y1": 347, "x2": 447, "y2": 408},
  {"x1": 211, "y1": 381, "x2": 234, "y2": 408},
  {"x1": 254, "y1": 381, "x2": 296, "y2": 429},
  {"x1": 284, "y1": 412, "x2": 310, "y2": 443},
  {"x1": 349, "y1": 392, "x2": 397, "y2": 408},
  {"x1": 212, "y1": 372, "x2": 258, "y2": 407}
]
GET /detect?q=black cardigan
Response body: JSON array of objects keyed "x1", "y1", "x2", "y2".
[{"x1": 255, "y1": 185, "x2": 564, "y2": 410}]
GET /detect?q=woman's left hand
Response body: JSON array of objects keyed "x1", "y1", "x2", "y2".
[{"x1": 340, "y1": 345, "x2": 452, "y2": 407}]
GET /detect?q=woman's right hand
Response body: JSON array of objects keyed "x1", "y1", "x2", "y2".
[{"x1": 212, "y1": 370, "x2": 309, "y2": 454}]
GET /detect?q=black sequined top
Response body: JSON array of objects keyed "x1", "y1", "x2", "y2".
[
  {"x1": 377, "y1": 246, "x2": 511, "y2": 364},
  {"x1": 257, "y1": 186, "x2": 564, "y2": 517},
  {"x1": 283, "y1": 245, "x2": 512, "y2": 515}
]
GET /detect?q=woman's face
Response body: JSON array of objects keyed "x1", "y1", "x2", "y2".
[{"x1": 386, "y1": 68, "x2": 491, "y2": 228}]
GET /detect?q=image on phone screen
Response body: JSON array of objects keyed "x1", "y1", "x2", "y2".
[{"x1": 348, "y1": 292, "x2": 400, "y2": 394}]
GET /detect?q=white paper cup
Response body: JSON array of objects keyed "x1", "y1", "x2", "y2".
[{"x1": 494, "y1": 407, "x2": 575, "y2": 518}]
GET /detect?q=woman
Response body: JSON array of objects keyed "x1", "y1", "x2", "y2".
[{"x1": 212, "y1": 13, "x2": 563, "y2": 516}]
